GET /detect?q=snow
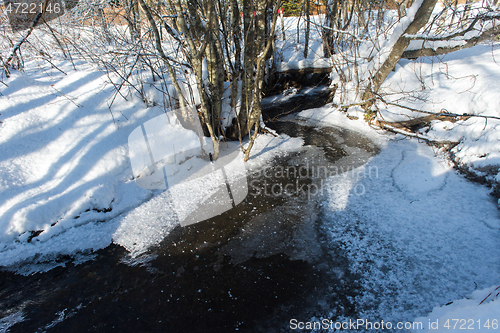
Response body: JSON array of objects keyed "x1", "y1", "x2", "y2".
[
  {"x1": 405, "y1": 13, "x2": 500, "y2": 52},
  {"x1": 0, "y1": 312, "x2": 24, "y2": 333},
  {"x1": 380, "y1": 43, "x2": 500, "y2": 185},
  {"x1": 275, "y1": 15, "x2": 328, "y2": 70},
  {"x1": 114, "y1": 133, "x2": 304, "y2": 258},
  {"x1": 111, "y1": 191, "x2": 177, "y2": 258},
  {"x1": 276, "y1": 58, "x2": 331, "y2": 72},
  {"x1": 0, "y1": 62, "x2": 166, "y2": 268},
  {"x1": 412, "y1": 285, "x2": 500, "y2": 332},
  {"x1": 236, "y1": 8, "x2": 500, "y2": 325},
  {"x1": 362, "y1": 0, "x2": 425, "y2": 77}
]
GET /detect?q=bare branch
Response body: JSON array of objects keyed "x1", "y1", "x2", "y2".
[
  {"x1": 402, "y1": 23, "x2": 500, "y2": 58},
  {"x1": 404, "y1": 13, "x2": 500, "y2": 41},
  {"x1": 378, "y1": 94, "x2": 500, "y2": 121},
  {"x1": 376, "y1": 121, "x2": 459, "y2": 147},
  {"x1": 4, "y1": 0, "x2": 50, "y2": 72}
]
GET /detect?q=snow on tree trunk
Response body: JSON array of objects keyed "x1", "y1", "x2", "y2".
[{"x1": 363, "y1": 0, "x2": 438, "y2": 101}]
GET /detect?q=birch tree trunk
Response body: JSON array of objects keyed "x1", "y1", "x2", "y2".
[
  {"x1": 304, "y1": 0, "x2": 310, "y2": 58},
  {"x1": 205, "y1": 1, "x2": 225, "y2": 137},
  {"x1": 97, "y1": 6, "x2": 112, "y2": 44},
  {"x1": 132, "y1": 0, "x2": 279, "y2": 160},
  {"x1": 323, "y1": 0, "x2": 337, "y2": 57}
]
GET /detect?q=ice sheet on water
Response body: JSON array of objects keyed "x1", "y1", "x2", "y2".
[
  {"x1": 0, "y1": 312, "x2": 24, "y2": 333},
  {"x1": 392, "y1": 144, "x2": 449, "y2": 201},
  {"x1": 113, "y1": 134, "x2": 305, "y2": 259},
  {"x1": 318, "y1": 138, "x2": 500, "y2": 325},
  {"x1": 112, "y1": 190, "x2": 178, "y2": 258}
]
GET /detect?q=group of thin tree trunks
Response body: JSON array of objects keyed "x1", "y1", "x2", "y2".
[{"x1": 2, "y1": 0, "x2": 499, "y2": 160}]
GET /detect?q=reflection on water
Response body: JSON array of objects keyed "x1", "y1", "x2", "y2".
[{"x1": 1, "y1": 121, "x2": 379, "y2": 333}]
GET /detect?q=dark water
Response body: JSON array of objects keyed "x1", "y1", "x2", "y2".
[
  {"x1": 1, "y1": 120, "x2": 379, "y2": 333},
  {"x1": 261, "y1": 86, "x2": 334, "y2": 122}
]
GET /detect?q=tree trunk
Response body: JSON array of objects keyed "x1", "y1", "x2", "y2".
[
  {"x1": 239, "y1": 0, "x2": 255, "y2": 137},
  {"x1": 304, "y1": 0, "x2": 310, "y2": 58},
  {"x1": 125, "y1": 0, "x2": 140, "y2": 42},
  {"x1": 323, "y1": 0, "x2": 337, "y2": 57},
  {"x1": 364, "y1": 0, "x2": 438, "y2": 100},
  {"x1": 4, "y1": 0, "x2": 49, "y2": 69},
  {"x1": 138, "y1": 0, "x2": 187, "y2": 112},
  {"x1": 228, "y1": 0, "x2": 242, "y2": 138},
  {"x1": 97, "y1": 6, "x2": 112, "y2": 44},
  {"x1": 205, "y1": 16, "x2": 225, "y2": 136}
]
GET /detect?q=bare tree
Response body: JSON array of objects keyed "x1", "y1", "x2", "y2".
[
  {"x1": 319, "y1": 0, "x2": 499, "y2": 113},
  {"x1": 129, "y1": 0, "x2": 281, "y2": 160}
]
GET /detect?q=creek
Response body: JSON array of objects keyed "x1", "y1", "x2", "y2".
[{"x1": 0, "y1": 84, "x2": 381, "y2": 332}]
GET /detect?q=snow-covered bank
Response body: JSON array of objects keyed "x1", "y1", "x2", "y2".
[
  {"x1": 377, "y1": 43, "x2": 500, "y2": 195},
  {"x1": 299, "y1": 106, "x2": 500, "y2": 331},
  {"x1": 0, "y1": 61, "x2": 305, "y2": 271},
  {"x1": 0, "y1": 62, "x2": 154, "y2": 270}
]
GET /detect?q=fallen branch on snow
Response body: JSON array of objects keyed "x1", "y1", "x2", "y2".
[
  {"x1": 376, "y1": 121, "x2": 459, "y2": 148},
  {"x1": 377, "y1": 95, "x2": 500, "y2": 122}
]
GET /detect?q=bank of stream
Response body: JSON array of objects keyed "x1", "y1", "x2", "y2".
[{"x1": 1, "y1": 82, "x2": 381, "y2": 332}]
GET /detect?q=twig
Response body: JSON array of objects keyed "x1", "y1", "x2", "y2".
[
  {"x1": 304, "y1": 18, "x2": 364, "y2": 42},
  {"x1": 29, "y1": 52, "x2": 67, "y2": 75},
  {"x1": 377, "y1": 95, "x2": 500, "y2": 121},
  {"x1": 0, "y1": 54, "x2": 10, "y2": 78},
  {"x1": 50, "y1": 85, "x2": 83, "y2": 107},
  {"x1": 337, "y1": 97, "x2": 377, "y2": 110},
  {"x1": 479, "y1": 285, "x2": 500, "y2": 305},
  {"x1": 108, "y1": 51, "x2": 141, "y2": 109},
  {"x1": 404, "y1": 13, "x2": 500, "y2": 42},
  {"x1": 106, "y1": 51, "x2": 192, "y2": 69}
]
